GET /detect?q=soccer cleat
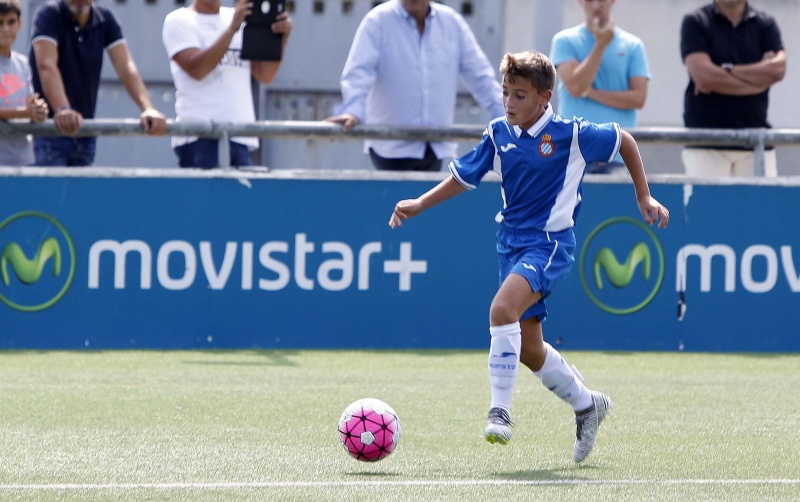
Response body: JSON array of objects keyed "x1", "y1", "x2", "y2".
[
  {"x1": 484, "y1": 407, "x2": 514, "y2": 445},
  {"x1": 572, "y1": 391, "x2": 612, "y2": 463}
]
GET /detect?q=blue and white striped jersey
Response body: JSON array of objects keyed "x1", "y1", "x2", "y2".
[{"x1": 449, "y1": 104, "x2": 621, "y2": 232}]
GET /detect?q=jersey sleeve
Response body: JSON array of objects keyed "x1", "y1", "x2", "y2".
[
  {"x1": 448, "y1": 127, "x2": 497, "y2": 190},
  {"x1": 577, "y1": 120, "x2": 621, "y2": 164}
]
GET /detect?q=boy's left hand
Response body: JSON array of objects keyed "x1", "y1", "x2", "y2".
[{"x1": 638, "y1": 196, "x2": 669, "y2": 228}]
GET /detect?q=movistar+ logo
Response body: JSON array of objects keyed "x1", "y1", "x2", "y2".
[
  {"x1": 0, "y1": 212, "x2": 76, "y2": 312},
  {"x1": 593, "y1": 242, "x2": 651, "y2": 289},
  {"x1": 2, "y1": 237, "x2": 62, "y2": 285},
  {"x1": 579, "y1": 217, "x2": 664, "y2": 315}
]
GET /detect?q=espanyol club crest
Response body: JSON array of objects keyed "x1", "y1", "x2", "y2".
[{"x1": 538, "y1": 134, "x2": 555, "y2": 157}]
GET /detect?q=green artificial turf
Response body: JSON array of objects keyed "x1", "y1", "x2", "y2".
[{"x1": 0, "y1": 350, "x2": 797, "y2": 501}]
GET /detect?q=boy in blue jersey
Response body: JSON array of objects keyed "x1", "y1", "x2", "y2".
[{"x1": 389, "y1": 50, "x2": 668, "y2": 463}]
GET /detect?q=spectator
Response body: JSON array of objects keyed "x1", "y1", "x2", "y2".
[
  {"x1": 0, "y1": 0, "x2": 48, "y2": 166},
  {"x1": 29, "y1": 0, "x2": 167, "y2": 167},
  {"x1": 680, "y1": 0, "x2": 786, "y2": 177},
  {"x1": 550, "y1": 0, "x2": 650, "y2": 174},
  {"x1": 325, "y1": 0, "x2": 504, "y2": 172},
  {"x1": 162, "y1": 0, "x2": 292, "y2": 169}
]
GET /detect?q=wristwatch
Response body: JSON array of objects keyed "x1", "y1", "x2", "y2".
[{"x1": 721, "y1": 63, "x2": 734, "y2": 73}]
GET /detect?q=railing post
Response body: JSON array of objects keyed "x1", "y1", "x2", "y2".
[
  {"x1": 218, "y1": 130, "x2": 231, "y2": 170},
  {"x1": 754, "y1": 129, "x2": 766, "y2": 177}
]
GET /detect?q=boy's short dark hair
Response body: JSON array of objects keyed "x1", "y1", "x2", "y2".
[
  {"x1": 499, "y1": 51, "x2": 556, "y2": 93},
  {"x1": 0, "y1": 0, "x2": 22, "y2": 17}
]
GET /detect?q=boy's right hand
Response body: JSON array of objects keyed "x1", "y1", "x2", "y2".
[{"x1": 389, "y1": 199, "x2": 423, "y2": 229}]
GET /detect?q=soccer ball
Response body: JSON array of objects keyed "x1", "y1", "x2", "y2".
[{"x1": 337, "y1": 398, "x2": 401, "y2": 462}]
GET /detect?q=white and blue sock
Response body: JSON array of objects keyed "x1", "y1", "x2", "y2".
[
  {"x1": 532, "y1": 342, "x2": 592, "y2": 412},
  {"x1": 488, "y1": 322, "x2": 521, "y2": 412}
]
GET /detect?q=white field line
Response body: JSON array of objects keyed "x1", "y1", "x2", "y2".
[{"x1": 0, "y1": 479, "x2": 799, "y2": 490}]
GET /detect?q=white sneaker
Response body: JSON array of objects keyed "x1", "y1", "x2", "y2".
[
  {"x1": 572, "y1": 391, "x2": 612, "y2": 463},
  {"x1": 484, "y1": 407, "x2": 513, "y2": 445}
]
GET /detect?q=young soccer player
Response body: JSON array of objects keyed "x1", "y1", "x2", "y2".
[
  {"x1": 389, "y1": 50, "x2": 669, "y2": 463},
  {"x1": 0, "y1": 0, "x2": 48, "y2": 166}
]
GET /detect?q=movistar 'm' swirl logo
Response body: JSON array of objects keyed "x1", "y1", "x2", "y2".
[
  {"x1": 579, "y1": 217, "x2": 664, "y2": 315},
  {"x1": 0, "y1": 212, "x2": 76, "y2": 312},
  {"x1": 2, "y1": 238, "x2": 62, "y2": 286},
  {"x1": 593, "y1": 242, "x2": 651, "y2": 289}
]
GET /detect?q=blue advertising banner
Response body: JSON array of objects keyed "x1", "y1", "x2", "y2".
[{"x1": 1, "y1": 170, "x2": 798, "y2": 352}]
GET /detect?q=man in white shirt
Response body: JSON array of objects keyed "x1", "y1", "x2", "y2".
[
  {"x1": 162, "y1": 0, "x2": 291, "y2": 168},
  {"x1": 325, "y1": 0, "x2": 504, "y2": 172}
]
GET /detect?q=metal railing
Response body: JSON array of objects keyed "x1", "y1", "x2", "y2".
[{"x1": 3, "y1": 119, "x2": 800, "y2": 174}]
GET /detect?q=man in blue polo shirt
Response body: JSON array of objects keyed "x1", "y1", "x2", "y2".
[
  {"x1": 29, "y1": 0, "x2": 167, "y2": 166},
  {"x1": 550, "y1": 0, "x2": 650, "y2": 174}
]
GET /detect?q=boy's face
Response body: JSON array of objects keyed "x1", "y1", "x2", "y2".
[
  {"x1": 502, "y1": 73, "x2": 551, "y2": 131},
  {"x1": 0, "y1": 12, "x2": 21, "y2": 56}
]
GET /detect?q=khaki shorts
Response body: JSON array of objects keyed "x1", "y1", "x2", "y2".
[{"x1": 682, "y1": 148, "x2": 777, "y2": 177}]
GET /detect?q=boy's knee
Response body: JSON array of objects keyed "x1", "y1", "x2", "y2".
[{"x1": 489, "y1": 301, "x2": 518, "y2": 326}]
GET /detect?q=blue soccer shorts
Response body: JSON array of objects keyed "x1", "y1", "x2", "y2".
[{"x1": 496, "y1": 225, "x2": 576, "y2": 322}]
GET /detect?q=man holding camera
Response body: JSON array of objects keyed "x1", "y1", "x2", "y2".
[{"x1": 162, "y1": 0, "x2": 292, "y2": 168}]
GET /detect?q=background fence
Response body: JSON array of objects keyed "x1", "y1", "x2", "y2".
[{"x1": 4, "y1": 120, "x2": 800, "y2": 175}]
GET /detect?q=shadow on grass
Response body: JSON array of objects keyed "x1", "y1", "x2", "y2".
[
  {"x1": 181, "y1": 350, "x2": 302, "y2": 367},
  {"x1": 343, "y1": 471, "x2": 403, "y2": 477},
  {"x1": 490, "y1": 464, "x2": 609, "y2": 481}
]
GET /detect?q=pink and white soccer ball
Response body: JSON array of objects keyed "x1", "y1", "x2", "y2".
[{"x1": 337, "y1": 398, "x2": 401, "y2": 462}]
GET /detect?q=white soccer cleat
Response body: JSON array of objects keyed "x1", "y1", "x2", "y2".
[
  {"x1": 484, "y1": 407, "x2": 513, "y2": 445},
  {"x1": 573, "y1": 391, "x2": 612, "y2": 463}
]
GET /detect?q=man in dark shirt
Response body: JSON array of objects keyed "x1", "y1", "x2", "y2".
[
  {"x1": 30, "y1": 0, "x2": 167, "y2": 166},
  {"x1": 680, "y1": 0, "x2": 786, "y2": 177}
]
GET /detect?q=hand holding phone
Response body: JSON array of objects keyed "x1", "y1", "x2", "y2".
[{"x1": 246, "y1": 0, "x2": 286, "y2": 26}]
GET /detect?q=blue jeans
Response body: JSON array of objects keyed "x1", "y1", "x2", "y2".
[
  {"x1": 174, "y1": 139, "x2": 253, "y2": 169},
  {"x1": 34, "y1": 137, "x2": 97, "y2": 166}
]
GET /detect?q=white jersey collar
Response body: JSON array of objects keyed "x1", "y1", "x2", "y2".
[{"x1": 513, "y1": 103, "x2": 554, "y2": 139}]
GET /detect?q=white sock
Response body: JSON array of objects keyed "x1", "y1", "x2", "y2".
[
  {"x1": 488, "y1": 322, "x2": 521, "y2": 412},
  {"x1": 532, "y1": 342, "x2": 593, "y2": 412}
]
